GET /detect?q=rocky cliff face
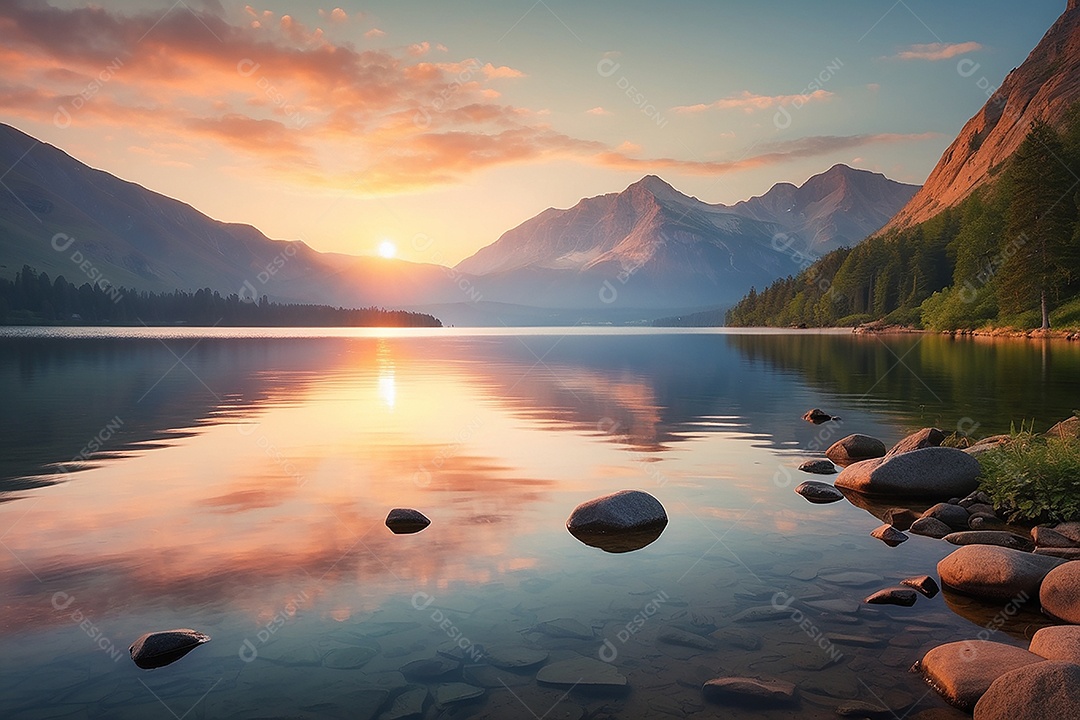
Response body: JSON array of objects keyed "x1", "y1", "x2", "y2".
[{"x1": 882, "y1": 1, "x2": 1080, "y2": 231}]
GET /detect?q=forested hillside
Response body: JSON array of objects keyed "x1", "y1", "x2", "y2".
[{"x1": 727, "y1": 111, "x2": 1080, "y2": 330}]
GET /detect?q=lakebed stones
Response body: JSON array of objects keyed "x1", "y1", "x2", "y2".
[
  {"x1": 871, "y1": 524, "x2": 908, "y2": 546},
  {"x1": 887, "y1": 427, "x2": 946, "y2": 457},
  {"x1": 536, "y1": 657, "x2": 626, "y2": 688},
  {"x1": 918, "y1": 640, "x2": 1046, "y2": 710},
  {"x1": 533, "y1": 618, "x2": 593, "y2": 640},
  {"x1": 973, "y1": 661, "x2": 1080, "y2": 719},
  {"x1": 864, "y1": 587, "x2": 917, "y2": 606},
  {"x1": 901, "y1": 575, "x2": 941, "y2": 598},
  {"x1": 565, "y1": 490, "x2": 667, "y2": 553},
  {"x1": 482, "y1": 645, "x2": 548, "y2": 669},
  {"x1": 1039, "y1": 561, "x2": 1080, "y2": 623},
  {"x1": 938, "y1": 545, "x2": 1065, "y2": 600},
  {"x1": 794, "y1": 480, "x2": 844, "y2": 503},
  {"x1": 798, "y1": 459, "x2": 838, "y2": 475},
  {"x1": 657, "y1": 627, "x2": 719, "y2": 651},
  {"x1": 835, "y1": 447, "x2": 980, "y2": 498},
  {"x1": 128, "y1": 629, "x2": 210, "y2": 670},
  {"x1": 1028, "y1": 625, "x2": 1080, "y2": 663},
  {"x1": 702, "y1": 676, "x2": 797, "y2": 707},
  {"x1": 826, "y1": 434, "x2": 887, "y2": 467},
  {"x1": 433, "y1": 683, "x2": 485, "y2": 708},
  {"x1": 385, "y1": 508, "x2": 431, "y2": 534},
  {"x1": 944, "y1": 531, "x2": 1034, "y2": 552}
]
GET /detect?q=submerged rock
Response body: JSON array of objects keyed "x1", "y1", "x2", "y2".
[
  {"x1": 385, "y1": 508, "x2": 431, "y2": 534},
  {"x1": 129, "y1": 629, "x2": 210, "y2": 670},
  {"x1": 482, "y1": 645, "x2": 548, "y2": 669},
  {"x1": 657, "y1": 627, "x2": 719, "y2": 651},
  {"x1": 533, "y1": 618, "x2": 593, "y2": 640},
  {"x1": 918, "y1": 640, "x2": 1045, "y2": 710},
  {"x1": 702, "y1": 676, "x2": 797, "y2": 706},
  {"x1": 380, "y1": 685, "x2": 428, "y2": 720},
  {"x1": 973, "y1": 661, "x2": 1080, "y2": 719},
  {"x1": 938, "y1": 545, "x2": 1064, "y2": 600},
  {"x1": 433, "y1": 683, "x2": 484, "y2": 707},
  {"x1": 566, "y1": 490, "x2": 667, "y2": 552},
  {"x1": 901, "y1": 575, "x2": 940, "y2": 598},
  {"x1": 794, "y1": 480, "x2": 844, "y2": 503},
  {"x1": 871, "y1": 524, "x2": 908, "y2": 546},
  {"x1": 400, "y1": 657, "x2": 458, "y2": 680},
  {"x1": 826, "y1": 434, "x2": 887, "y2": 467},
  {"x1": 536, "y1": 657, "x2": 627, "y2": 687},
  {"x1": 836, "y1": 448, "x2": 980, "y2": 498}
]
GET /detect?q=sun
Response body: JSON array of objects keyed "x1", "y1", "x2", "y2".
[{"x1": 378, "y1": 240, "x2": 397, "y2": 259}]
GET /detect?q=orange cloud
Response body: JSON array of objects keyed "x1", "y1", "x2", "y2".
[
  {"x1": 891, "y1": 42, "x2": 983, "y2": 61},
  {"x1": 673, "y1": 89, "x2": 833, "y2": 114},
  {"x1": 586, "y1": 106, "x2": 612, "y2": 116}
]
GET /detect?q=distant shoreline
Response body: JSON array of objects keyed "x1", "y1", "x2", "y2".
[{"x1": 852, "y1": 323, "x2": 1080, "y2": 340}]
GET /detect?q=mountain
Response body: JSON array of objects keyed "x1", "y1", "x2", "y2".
[
  {"x1": 0, "y1": 123, "x2": 461, "y2": 308},
  {"x1": 455, "y1": 166, "x2": 918, "y2": 310},
  {"x1": 883, "y1": 0, "x2": 1080, "y2": 231}
]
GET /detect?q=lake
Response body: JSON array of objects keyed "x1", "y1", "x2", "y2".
[{"x1": 2, "y1": 327, "x2": 1079, "y2": 719}]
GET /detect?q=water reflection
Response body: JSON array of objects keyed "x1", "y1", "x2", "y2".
[{"x1": 2, "y1": 329, "x2": 1078, "y2": 718}]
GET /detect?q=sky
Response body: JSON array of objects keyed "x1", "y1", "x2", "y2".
[{"x1": 0, "y1": 0, "x2": 1067, "y2": 265}]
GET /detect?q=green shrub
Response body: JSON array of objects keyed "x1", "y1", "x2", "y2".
[{"x1": 978, "y1": 425, "x2": 1080, "y2": 521}]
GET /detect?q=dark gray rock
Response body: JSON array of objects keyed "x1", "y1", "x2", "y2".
[
  {"x1": 794, "y1": 480, "x2": 844, "y2": 503},
  {"x1": 826, "y1": 434, "x2": 887, "y2": 467},
  {"x1": 887, "y1": 428, "x2": 946, "y2": 456},
  {"x1": 910, "y1": 516, "x2": 953, "y2": 538},
  {"x1": 973, "y1": 661, "x2": 1080, "y2": 719},
  {"x1": 923, "y1": 502, "x2": 971, "y2": 530},
  {"x1": 1033, "y1": 525, "x2": 1080, "y2": 548},
  {"x1": 386, "y1": 508, "x2": 431, "y2": 534},
  {"x1": 566, "y1": 490, "x2": 667, "y2": 534},
  {"x1": 882, "y1": 507, "x2": 920, "y2": 530},
  {"x1": 129, "y1": 629, "x2": 210, "y2": 669},
  {"x1": 798, "y1": 459, "x2": 838, "y2": 475},
  {"x1": 835, "y1": 448, "x2": 981, "y2": 498},
  {"x1": 802, "y1": 408, "x2": 836, "y2": 423},
  {"x1": 944, "y1": 531, "x2": 1034, "y2": 552},
  {"x1": 864, "y1": 587, "x2": 917, "y2": 606}
]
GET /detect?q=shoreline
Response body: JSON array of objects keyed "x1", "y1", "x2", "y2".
[{"x1": 851, "y1": 323, "x2": 1080, "y2": 340}]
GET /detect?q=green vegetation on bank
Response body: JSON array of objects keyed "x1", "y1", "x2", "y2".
[
  {"x1": 977, "y1": 420, "x2": 1080, "y2": 522},
  {"x1": 727, "y1": 109, "x2": 1080, "y2": 330},
  {"x1": 0, "y1": 265, "x2": 442, "y2": 327}
]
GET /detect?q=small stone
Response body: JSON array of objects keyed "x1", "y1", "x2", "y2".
[
  {"x1": 871, "y1": 524, "x2": 909, "y2": 546},
  {"x1": 826, "y1": 434, "x2": 887, "y2": 467},
  {"x1": 910, "y1": 516, "x2": 953, "y2": 538},
  {"x1": 380, "y1": 686, "x2": 427, "y2": 720},
  {"x1": 882, "y1": 507, "x2": 920, "y2": 530},
  {"x1": 657, "y1": 627, "x2": 719, "y2": 651},
  {"x1": 836, "y1": 701, "x2": 897, "y2": 718},
  {"x1": 798, "y1": 459, "x2": 838, "y2": 475},
  {"x1": 482, "y1": 645, "x2": 548, "y2": 669},
  {"x1": 943, "y1": 531, "x2": 1034, "y2": 552},
  {"x1": 702, "y1": 676, "x2": 797, "y2": 706},
  {"x1": 802, "y1": 408, "x2": 836, "y2": 423},
  {"x1": 864, "y1": 587, "x2": 917, "y2": 606},
  {"x1": 923, "y1": 503, "x2": 970, "y2": 530},
  {"x1": 400, "y1": 657, "x2": 458, "y2": 680},
  {"x1": 795, "y1": 480, "x2": 844, "y2": 503},
  {"x1": 901, "y1": 575, "x2": 940, "y2": 598},
  {"x1": 129, "y1": 629, "x2": 211, "y2": 670},
  {"x1": 818, "y1": 571, "x2": 885, "y2": 586},
  {"x1": 385, "y1": 508, "x2": 431, "y2": 534},
  {"x1": 533, "y1": 618, "x2": 593, "y2": 640},
  {"x1": 433, "y1": 683, "x2": 484, "y2": 707}
]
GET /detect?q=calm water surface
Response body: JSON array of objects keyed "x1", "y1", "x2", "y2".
[{"x1": 2, "y1": 327, "x2": 1079, "y2": 719}]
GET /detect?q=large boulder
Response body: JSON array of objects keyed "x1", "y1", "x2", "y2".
[
  {"x1": 887, "y1": 428, "x2": 946, "y2": 456},
  {"x1": 1040, "y1": 561, "x2": 1080, "y2": 623},
  {"x1": 826, "y1": 434, "x2": 886, "y2": 467},
  {"x1": 938, "y1": 545, "x2": 1065, "y2": 600},
  {"x1": 918, "y1": 640, "x2": 1045, "y2": 710},
  {"x1": 835, "y1": 447, "x2": 981, "y2": 498},
  {"x1": 973, "y1": 661, "x2": 1080, "y2": 719},
  {"x1": 910, "y1": 516, "x2": 953, "y2": 538},
  {"x1": 1028, "y1": 626, "x2": 1080, "y2": 663}
]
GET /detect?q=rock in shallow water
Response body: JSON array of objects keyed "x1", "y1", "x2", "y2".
[
  {"x1": 565, "y1": 489, "x2": 667, "y2": 552},
  {"x1": 835, "y1": 448, "x2": 981, "y2": 499},
  {"x1": 1028, "y1": 625, "x2": 1080, "y2": 664},
  {"x1": 864, "y1": 587, "x2": 917, "y2": 606},
  {"x1": 1040, "y1": 561, "x2": 1080, "y2": 623},
  {"x1": 798, "y1": 459, "x2": 837, "y2": 475},
  {"x1": 794, "y1": 480, "x2": 844, "y2": 503},
  {"x1": 973, "y1": 661, "x2": 1080, "y2": 720},
  {"x1": 887, "y1": 427, "x2": 946, "y2": 457},
  {"x1": 802, "y1": 408, "x2": 836, "y2": 423},
  {"x1": 385, "y1": 508, "x2": 431, "y2": 534},
  {"x1": 910, "y1": 516, "x2": 953, "y2": 538},
  {"x1": 944, "y1": 530, "x2": 1034, "y2": 552},
  {"x1": 919, "y1": 640, "x2": 1045, "y2": 710},
  {"x1": 129, "y1": 629, "x2": 210, "y2": 669},
  {"x1": 536, "y1": 657, "x2": 626, "y2": 687},
  {"x1": 938, "y1": 545, "x2": 1064, "y2": 600},
  {"x1": 901, "y1": 575, "x2": 940, "y2": 598},
  {"x1": 826, "y1": 434, "x2": 887, "y2": 467},
  {"x1": 871, "y1": 524, "x2": 908, "y2": 546},
  {"x1": 702, "y1": 676, "x2": 798, "y2": 706}
]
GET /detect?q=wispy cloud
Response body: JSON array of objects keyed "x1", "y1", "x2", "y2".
[
  {"x1": 586, "y1": 106, "x2": 612, "y2": 116},
  {"x1": 672, "y1": 89, "x2": 833, "y2": 114},
  {"x1": 890, "y1": 42, "x2": 983, "y2": 61}
]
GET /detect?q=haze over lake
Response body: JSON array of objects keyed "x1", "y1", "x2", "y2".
[{"x1": 2, "y1": 327, "x2": 1078, "y2": 718}]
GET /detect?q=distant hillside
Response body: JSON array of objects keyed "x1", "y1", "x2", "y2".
[{"x1": 456, "y1": 165, "x2": 918, "y2": 311}]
